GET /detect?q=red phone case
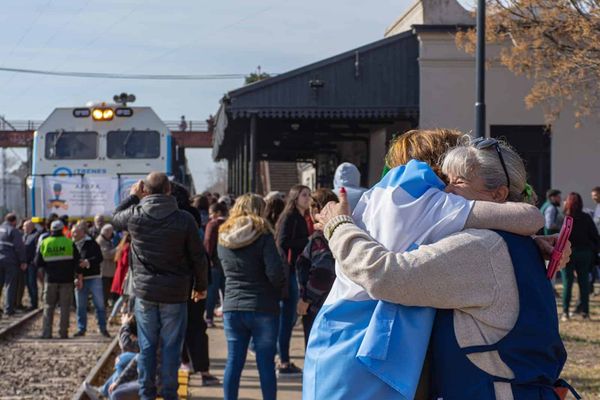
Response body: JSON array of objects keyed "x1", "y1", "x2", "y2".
[{"x1": 546, "y1": 216, "x2": 574, "y2": 279}]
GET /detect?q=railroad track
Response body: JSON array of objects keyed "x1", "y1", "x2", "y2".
[
  {"x1": 71, "y1": 337, "x2": 119, "y2": 400},
  {"x1": 0, "y1": 309, "x2": 189, "y2": 399},
  {"x1": 0, "y1": 308, "x2": 42, "y2": 339},
  {"x1": 0, "y1": 309, "x2": 117, "y2": 400},
  {"x1": 71, "y1": 348, "x2": 190, "y2": 400}
]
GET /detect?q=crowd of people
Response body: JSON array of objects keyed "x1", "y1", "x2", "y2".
[
  {"x1": 541, "y1": 187, "x2": 600, "y2": 320},
  {"x1": 0, "y1": 128, "x2": 596, "y2": 400},
  {"x1": 0, "y1": 212, "x2": 126, "y2": 338}
]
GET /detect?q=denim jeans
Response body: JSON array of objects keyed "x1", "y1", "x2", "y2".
[
  {"x1": 223, "y1": 311, "x2": 278, "y2": 400},
  {"x1": 110, "y1": 381, "x2": 140, "y2": 400},
  {"x1": 278, "y1": 270, "x2": 298, "y2": 363},
  {"x1": 26, "y1": 264, "x2": 38, "y2": 309},
  {"x1": 135, "y1": 298, "x2": 187, "y2": 400},
  {"x1": 102, "y1": 352, "x2": 137, "y2": 396},
  {"x1": 0, "y1": 263, "x2": 18, "y2": 314},
  {"x1": 75, "y1": 277, "x2": 107, "y2": 331},
  {"x1": 206, "y1": 267, "x2": 225, "y2": 320}
]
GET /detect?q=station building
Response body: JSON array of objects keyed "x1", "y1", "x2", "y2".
[{"x1": 212, "y1": 0, "x2": 600, "y2": 206}]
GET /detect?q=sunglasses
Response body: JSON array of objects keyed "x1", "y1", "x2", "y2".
[{"x1": 471, "y1": 137, "x2": 511, "y2": 190}]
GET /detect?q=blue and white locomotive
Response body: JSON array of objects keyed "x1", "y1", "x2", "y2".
[{"x1": 27, "y1": 99, "x2": 185, "y2": 220}]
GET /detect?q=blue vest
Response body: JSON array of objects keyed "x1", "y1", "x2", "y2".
[{"x1": 431, "y1": 231, "x2": 567, "y2": 399}]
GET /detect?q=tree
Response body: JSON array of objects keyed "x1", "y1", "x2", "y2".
[
  {"x1": 245, "y1": 66, "x2": 271, "y2": 85},
  {"x1": 456, "y1": 1, "x2": 600, "y2": 125}
]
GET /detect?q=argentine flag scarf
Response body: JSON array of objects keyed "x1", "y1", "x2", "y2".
[{"x1": 303, "y1": 160, "x2": 474, "y2": 400}]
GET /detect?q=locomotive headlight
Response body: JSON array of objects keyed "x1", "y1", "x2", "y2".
[
  {"x1": 92, "y1": 109, "x2": 104, "y2": 120},
  {"x1": 92, "y1": 108, "x2": 114, "y2": 120},
  {"x1": 103, "y1": 108, "x2": 114, "y2": 120}
]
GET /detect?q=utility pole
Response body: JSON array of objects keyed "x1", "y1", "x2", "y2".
[{"x1": 475, "y1": 0, "x2": 486, "y2": 138}]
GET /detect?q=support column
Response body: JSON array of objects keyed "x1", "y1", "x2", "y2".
[
  {"x1": 233, "y1": 147, "x2": 238, "y2": 196},
  {"x1": 242, "y1": 129, "x2": 249, "y2": 193},
  {"x1": 249, "y1": 114, "x2": 257, "y2": 193},
  {"x1": 227, "y1": 159, "x2": 232, "y2": 194},
  {"x1": 236, "y1": 142, "x2": 242, "y2": 196}
]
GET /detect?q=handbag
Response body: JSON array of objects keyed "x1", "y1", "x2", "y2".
[{"x1": 122, "y1": 268, "x2": 135, "y2": 297}]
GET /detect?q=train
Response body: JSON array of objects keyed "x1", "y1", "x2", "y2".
[{"x1": 27, "y1": 100, "x2": 190, "y2": 221}]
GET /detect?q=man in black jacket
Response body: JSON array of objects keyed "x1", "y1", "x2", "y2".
[
  {"x1": 71, "y1": 223, "x2": 109, "y2": 338},
  {"x1": 23, "y1": 220, "x2": 41, "y2": 311},
  {"x1": 0, "y1": 213, "x2": 27, "y2": 317},
  {"x1": 112, "y1": 172, "x2": 208, "y2": 400}
]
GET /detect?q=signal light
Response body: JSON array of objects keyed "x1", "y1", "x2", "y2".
[
  {"x1": 73, "y1": 108, "x2": 90, "y2": 118},
  {"x1": 92, "y1": 108, "x2": 114, "y2": 121},
  {"x1": 115, "y1": 107, "x2": 133, "y2": 117}
]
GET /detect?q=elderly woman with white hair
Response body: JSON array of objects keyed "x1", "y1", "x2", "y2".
[
  {"x1": 96, "y1": 223, "x2": 117, "y2": 309},
  {"x1": 316, "y1": 138, "x2": 578, "y2": 400}
]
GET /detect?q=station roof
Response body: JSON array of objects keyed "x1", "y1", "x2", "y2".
[{"x1": 213, "y1": 30, "x2": 420, "y2": 160}]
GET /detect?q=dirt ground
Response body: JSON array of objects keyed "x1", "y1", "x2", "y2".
[
  {"x1": 0, "y1": 309, "x2": 115, "y2": 400},
  {"x1": 557, "y1": 284, "x2": 600, "y2": 399}
]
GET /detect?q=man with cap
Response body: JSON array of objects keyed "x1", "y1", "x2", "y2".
[
  {"x1": 35, "y1": 220, "x2": 83, "y2": 339},
  {"x1": 0, "y1": 213, "x2": 27, "y2": 317}
]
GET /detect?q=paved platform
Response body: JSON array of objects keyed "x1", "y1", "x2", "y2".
[{"x1": 189, "y1": 318, "x2": 305, "y2": 400}]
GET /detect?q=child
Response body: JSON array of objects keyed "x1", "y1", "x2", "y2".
[{"x1": 296, "y1": 189, "x2": 339, "y2": 346}]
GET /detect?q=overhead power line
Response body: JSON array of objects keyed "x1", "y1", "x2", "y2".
[{"x1": 0, "y1": 66, "x2": 249, "y2": 80}]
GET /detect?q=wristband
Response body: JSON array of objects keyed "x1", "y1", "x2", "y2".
[{"x1": 324, "y1": 215, "x2": 354, "y2": 241}]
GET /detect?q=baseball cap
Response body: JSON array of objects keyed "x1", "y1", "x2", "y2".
[{"x1": 50, "y1": 220, "x2": 64, "y2": 231}]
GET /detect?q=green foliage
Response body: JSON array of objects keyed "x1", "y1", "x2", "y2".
[{"x1": 245, "y1": 72, "x2": 271, "y2": 85}]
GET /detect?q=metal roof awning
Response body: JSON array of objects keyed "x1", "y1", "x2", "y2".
[{"x1": 212, "y1": 30, "x2": 420, "y2": 161}]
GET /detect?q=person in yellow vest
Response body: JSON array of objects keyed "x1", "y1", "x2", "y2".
[{"x1": 34, "y1": 220, "x2": 83, "y2": 339}]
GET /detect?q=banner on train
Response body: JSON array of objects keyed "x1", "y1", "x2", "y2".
[{"x1": 43, "y1": 176, "x2": 119, "y2": 217}]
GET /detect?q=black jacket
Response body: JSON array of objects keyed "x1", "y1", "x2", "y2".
[
  {"x1": 118, "y1": 319, "x2": 139, "y2": 354},
  {"x1": 0, "y1": 221, "x2": 26, "y2": 267},
  {"x1": 218, "y1": 233, "x2": 285, "y2": 314},
  {"x1": 74, "y1": 236, "x2": 103, "y2": 278},
  {"x1": 569, "y1": 212, "x2": 600, "y2": 251},
  {"x1": 276, "y1": 209, "x2": 309, "y2": 269},
  {"x1": 23, "y1": 230, "x2": 41, "y2": 264},
  {"x1": 112, "y1": 194, "x2": 208, "y2": 303}
]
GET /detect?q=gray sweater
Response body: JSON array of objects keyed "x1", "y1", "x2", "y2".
[{"x1": 96, "y1": 234, "x2": 116, "y2": 278}]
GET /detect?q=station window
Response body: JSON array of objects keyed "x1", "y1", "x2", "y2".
[
  {"x1": 45, "y1": 131, "x2": 98, "y2": 159},
  {"x1": 107, "y1": 130, "x2": 160, "y2": 159}
]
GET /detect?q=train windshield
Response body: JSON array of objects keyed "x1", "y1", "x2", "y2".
[
  {"x1": 45, "y1": 131, "x2": 98, "y2": 159},
  {"x1": 107, "y1": 130, "x2": 160, "y2": 159}
]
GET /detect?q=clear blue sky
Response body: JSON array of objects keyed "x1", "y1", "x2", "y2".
[{"x1": 0, "y1": 0, "x2": 472, "y2": 191}]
